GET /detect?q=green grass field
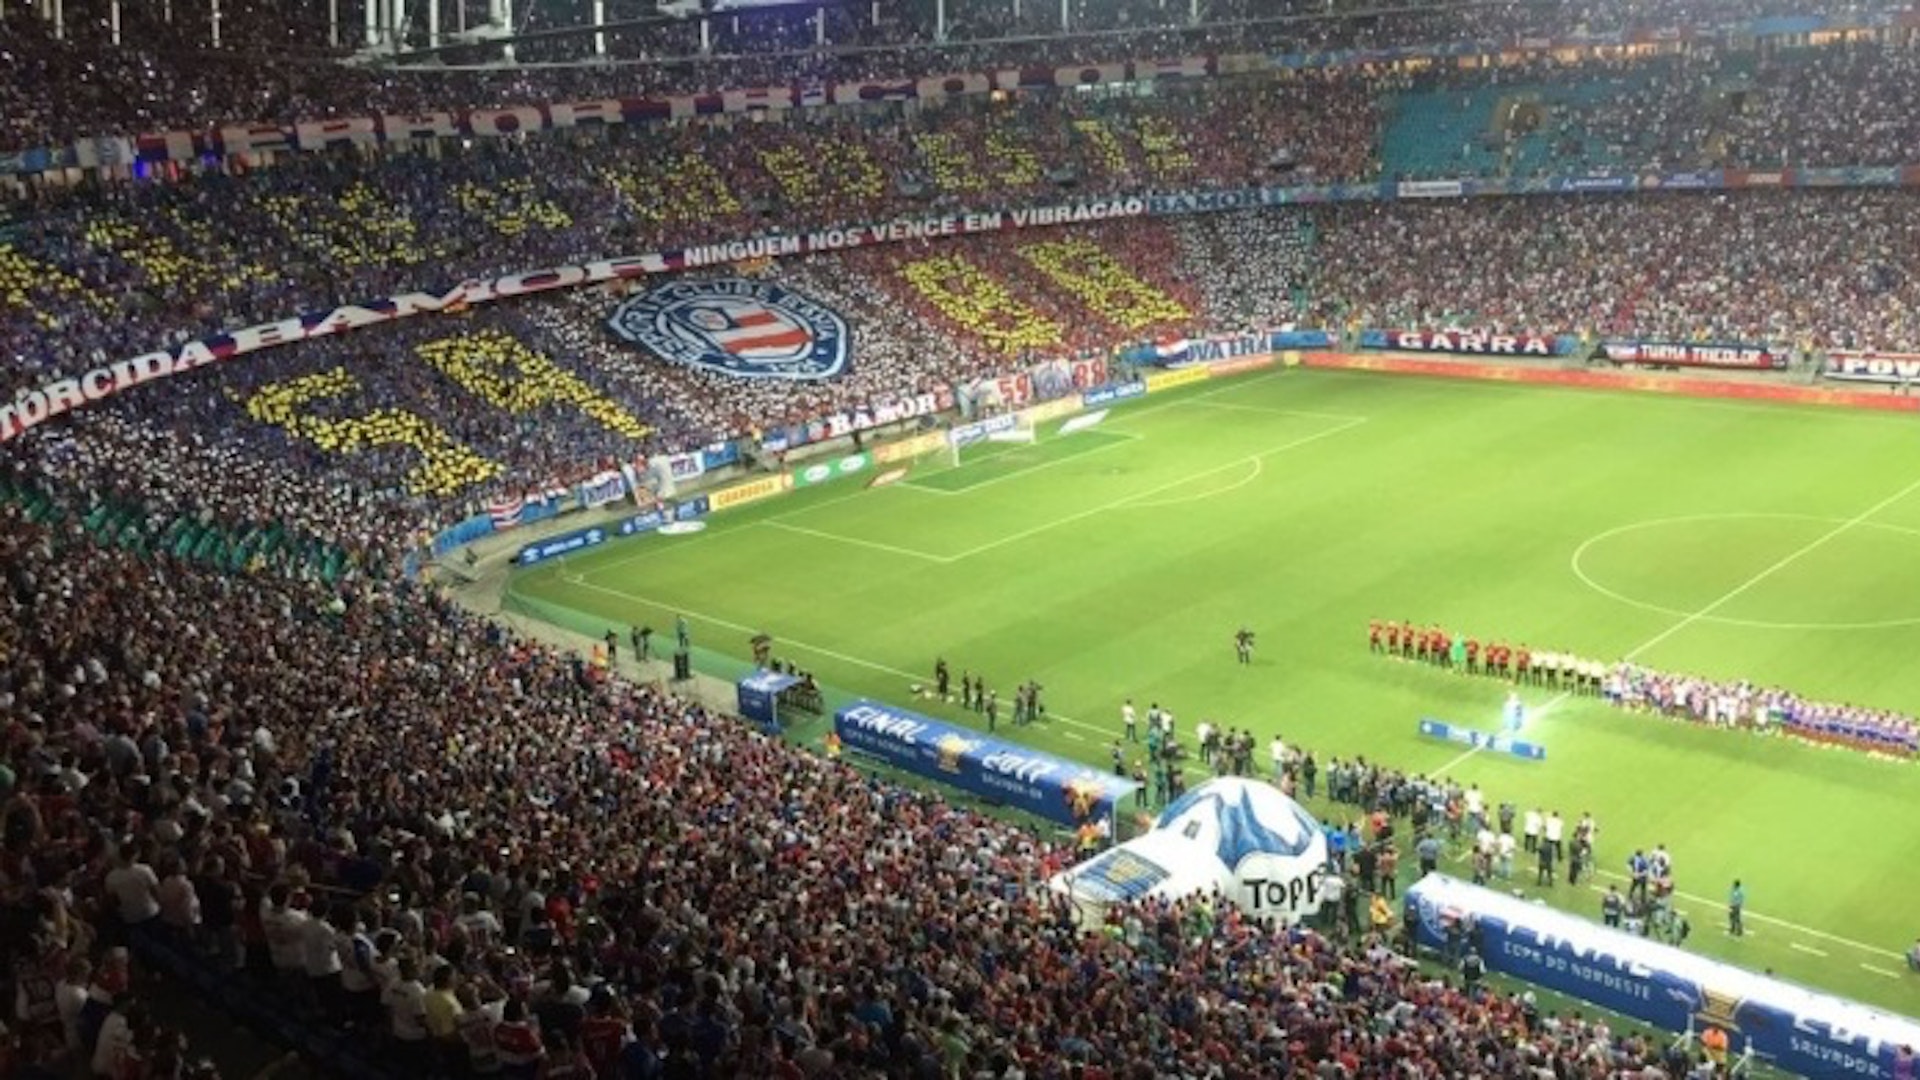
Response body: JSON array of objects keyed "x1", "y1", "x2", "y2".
[{"x1": 509, "y1": 368, "x2": 1920, "y2": 1016}]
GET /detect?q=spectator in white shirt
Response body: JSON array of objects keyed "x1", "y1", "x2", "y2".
[
  {"x1": 155, "y1": 856, "x2": 200, "y2": 934},
  {"x1": 303, "y1": 903, "x2": 344, "y2": 1020},
  {"x1": 103, "y1": 845, "x2": 161, "y2": 927},
  {"x1": 385, "y1": 956, "x2": 433, "y2": 1073}
]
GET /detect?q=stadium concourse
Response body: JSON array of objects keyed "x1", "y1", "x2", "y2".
[{"x1": 8, "y1": 5, "x2": 1920, "y2": 1079}]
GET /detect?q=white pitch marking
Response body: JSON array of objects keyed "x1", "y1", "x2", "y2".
[
  {"x1": 1122, "y1": 456, "x2": 1264, "y2": 511},
  {"x1": 548, "y1": 579, "x2": 1124, "y2": 743},
  {"x1": 942, "y1": 417, "x2": 1367, "y2": 562},
  {"x1": 758, "y1": 520, "x2": 951, "y2": 563},
  {"x1": 1582, "y1": 868, "x2": 1905, "y2": 961},
  {"x1": 903, "y1": 430, "x2": 1143, "y2": 496},
  {"x1": 1789, "y1": 943, "x2": 1828, "y2": 957},
  {"x1": 1861, "y1": 964, "x2": 1901, "y2": 979},
  {"x1": 1437, "y1": 476, "x2": 1920, "y2": 775}
]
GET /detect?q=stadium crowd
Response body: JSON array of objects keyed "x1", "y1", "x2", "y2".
[
  {"x1": 0, "y1": 487, "x2": 1719, "y2": 1078},
  {"x1": 8, "y1": 12, "x2": 1920, "y2": 1076},
  {"x1": 8, "y1": 40, "x2": 1920, "y2": 408},
  {"x1": 5, "y1": 0, "x2": 1902, "y2": 149},
  {"x1": 1306, "y1": 190, "x2": 1920, "y2": 352}
]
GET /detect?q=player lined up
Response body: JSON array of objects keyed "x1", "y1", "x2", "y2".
[{"x1": 1367, "y1": 621, "x2": 1607, "y2": 692}]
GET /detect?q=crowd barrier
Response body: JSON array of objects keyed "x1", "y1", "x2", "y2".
[
  {"x1": 834, "y1": 699, "x2": 1137, "y2": 829},
  {"x1": 1405, "y1": 874, "x2": 1920, "y2": 1079}
]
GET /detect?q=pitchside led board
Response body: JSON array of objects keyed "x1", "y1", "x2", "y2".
[
  {"x1": 1405, "y1": 875, "x2": 1920, "y2": 1078},
  {"x1": 833, "y1": 700, "x2": 1136, "y2": 830}
]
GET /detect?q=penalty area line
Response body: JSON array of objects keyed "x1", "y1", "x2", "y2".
[
  {"x1": 942, "y1": 416, "x2": 1367, "y2": 562},
  {"x1": 758, "y1": 520, "x2": 951, "y2": 563}
]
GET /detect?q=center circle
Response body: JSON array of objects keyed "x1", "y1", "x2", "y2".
[{"x1": 1570, "y1": 512, "x2": 1920, "y2": 630}]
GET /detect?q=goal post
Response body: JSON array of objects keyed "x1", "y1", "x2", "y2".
[{"x1": 947, "y1": 413, "x2": 1032, "y2": 467}]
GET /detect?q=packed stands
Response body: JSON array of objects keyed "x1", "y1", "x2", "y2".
[
  {"x1": 2, "y1": 0, "x2": 1915, "y2": 150},
  {"x1": 1305, "y1": 190, "x2": 1920, "y2": 350},
  {"x1": 0, "y1": 487, "x2": 1704, "y2": 1077},
  {"x1": 0, "y1": 83, "x2": 1378, "y2": 402},
  {"x1": 10, "y1": 13, "x2": 1920, "y2": 1077}
]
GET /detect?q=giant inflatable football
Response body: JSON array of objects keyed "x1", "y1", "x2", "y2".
[{"x1": 1049, "y1": 777, "x2": 1330, "y2": 924}]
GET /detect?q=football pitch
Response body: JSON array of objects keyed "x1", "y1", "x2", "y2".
[{"x1": 509, "y1": 368, "x2": 1920, "y2": 1015}]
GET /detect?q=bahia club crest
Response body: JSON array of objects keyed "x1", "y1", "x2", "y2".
[{"x1": 609, "y1": 278, "x2": 850, "y2": 380}]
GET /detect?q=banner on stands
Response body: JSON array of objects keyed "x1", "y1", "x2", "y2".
[
  {"x1": 1083, "y1": 380, "x2": 1147, "y2": 407},
  {"x1": 1398, "y1": 180, "x2": 1464, "y2": 198},
  {"x1": 790, "y1": 452, "x2": 872, "y2": 489},
  {"x1": 1638, "y1": 170, "x2": 1723, "y2": 190},
  {"x1": 1361, "y1": 329, "x2": 1575, "y2": 357},
  {"x1": 950, "y1": 413, "x2": 1020, "y2": 448},
  {"x1": 1601, "y1": 341, "x2": 1786, "y2": 370},
  {"x1": 609, "y1": 278, "x2": 851, "y2": 381},
  {"x1": 834, "y1": 700, "x2": 1136, "y2": 828},
  {"x1": 0, "y1": 197, "x2": 1141, "y2": 445},
  {"x1": 965, "y1": 357, "x2": 1108, "y2": 412},
  {"x1": 1550, "y1": 175, "x2": 1633, "y2": 193},
  {"x1": 1143, "y1": 366, "x2": 1212, "y2": 393},
  {"x1": 1405, "y1": 875, "x2": 1920, "y2": 1079},
  {"x1": 710, "y1": 474, "x2": 792, "y2": 510},
  {"x1": 578, "y1": 469, "x2": 629, "y2": 509},
  {"x1": 122, "y1": 57, "x2": 1227, "y2": 164},
  {"x1": 1271, "y1": 329, "x2": 1336, "y2": 350},
  {"x1": 1186, "y1": 333, "x2": 1272, "y2": 364},
  {"x1": 765, "y1": 387, "x2": 953, "y2": 453},
  {"x1": 1824, "y1": 350, "x2": 1920, "y2": 384}
]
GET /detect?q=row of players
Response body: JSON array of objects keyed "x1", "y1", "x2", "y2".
[{"x1": 1367, "y1": 620, "x2": 1609, "y2": 688}]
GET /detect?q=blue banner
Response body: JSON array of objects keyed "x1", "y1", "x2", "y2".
[
  {"x1": 431, "y1": 513, "x2": 496, "y2": 557},
  {"x1": 949, "y1": 413, "x2": 1019, "y2": 448},
  {"x1": 1405, "y1": 875, "x2": 1920, "y2": 1079},
  {"x1": 515, "y1": 523, "x2": 610, "y2": 567},
  {"x1": 1418, "y1": 718, "x2": 1546, "y2": 761},
  {"x1": 1185, "y1": 333, "x2": 1273, "y2": 363},
  {"x1": 1550, "y1": 175, "x2": 1634, "y2": 193},
  {"x1": 1082, "y1": 380, "x2": 1147, "y2": 407},
  {"x1": 1270, "y1": 329, "x2": 1335, "y2": 350},
  {"x1": 833, "y1": 700, "x2": 1136, "y2": 828},
  {"x1": 1642, "y1": 170, "x2": 1723, "y2": 191},
  {"x1": 517, "y1": 497, "x2": 709, "y2": 566}
]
